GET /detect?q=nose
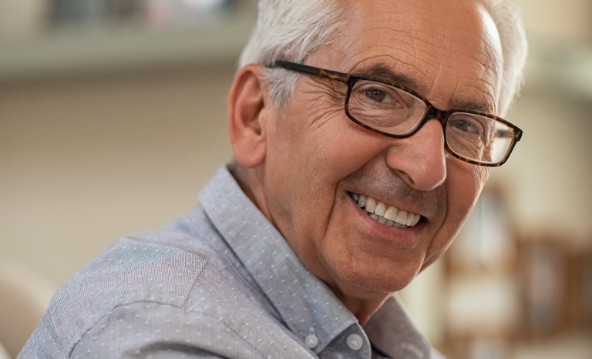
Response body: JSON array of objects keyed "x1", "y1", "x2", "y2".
[{"x1": 385, "y1": 119, "x2": 447, "y2": 191}]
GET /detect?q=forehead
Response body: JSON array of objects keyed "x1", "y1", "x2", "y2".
[{"x1": 319, "y1": 0, "x2": 503, "y2": 111}]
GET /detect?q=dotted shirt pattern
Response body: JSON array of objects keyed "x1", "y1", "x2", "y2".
[{"x1": 19, "y1": 166, "x2": 442, "y2": 359}]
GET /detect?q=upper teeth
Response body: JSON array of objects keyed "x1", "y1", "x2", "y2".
[{"x1": 351, "y1": 193, "x2": 421, "y2": 228}]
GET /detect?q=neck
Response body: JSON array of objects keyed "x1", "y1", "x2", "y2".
[
  {"x1": 229, "y1": 162, "x2": 389, "y2": 326},
  {"x1": 228, "y1": 162, "x2": 271, "y2": 217}
]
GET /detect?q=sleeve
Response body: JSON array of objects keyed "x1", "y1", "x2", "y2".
[
  {"x1": 18, "y1": 312, "x2": 69, "y2": 359},
  {"x1": 68, "y1": 302, "x2": 266, "y2": 359}
]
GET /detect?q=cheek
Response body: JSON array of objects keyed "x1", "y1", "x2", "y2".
[
  {"x1": 264, "y1": 106, "x2": 386, "y2": 253},
  {"x1": 263, "y1": 106, "x2": 353, "y2": 220},
  {"x1": 447, "y1": 163, "x2": 488, "y2": 228},
  {"x1": 425, "y1": 162, "x2": 489, "y2": 266},
  {"x1": 271, "y1": 104, "x2": 376, "y2": 186}
]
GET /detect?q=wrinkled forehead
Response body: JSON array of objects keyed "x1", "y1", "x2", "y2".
[
  {"x1": 338, "y1": 0, "x2": 503, "y2": 59},
  {"x1": 322, "y1": 0, "x2": 504, "y2": 111}
]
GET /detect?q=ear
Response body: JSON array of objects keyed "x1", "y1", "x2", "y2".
[{"x1": 227, "y1": 64, "x2": 270, "y2": 168}]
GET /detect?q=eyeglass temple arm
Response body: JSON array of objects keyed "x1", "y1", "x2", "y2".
[{"x1": 270, "y1": 60, "x2": 350, "y2": 83}]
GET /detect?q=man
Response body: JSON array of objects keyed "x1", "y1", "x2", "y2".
[{"x1": 20, "y1": 0, "x2": 527, "y2": 358}]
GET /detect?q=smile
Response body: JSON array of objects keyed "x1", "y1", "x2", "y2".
[{"x1": 349, "y1": 192, "x2": 422, "y2": 229}]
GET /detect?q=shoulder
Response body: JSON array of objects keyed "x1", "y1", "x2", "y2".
[
  {"x1": 46, "y1": 236, "x2": 209, "y2": 355},
  {"x1": 23, "y1": 235, "x2": 314, "y2": 358}
]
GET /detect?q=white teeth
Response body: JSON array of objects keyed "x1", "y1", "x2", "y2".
[
  {"x1": 351, "y1": 192, "x2": 421, "y2": 228},
  {"x1": 374, "y1": 202, "x2": 386, "y2": 217},
  {"x1": 407, "y1": 213, "x2": 420, "y2": 227},
  {"x1": 365, "y1": 197, "x2": 376, "y2": 213},
  {"x1": 395, "y1": 211, "x2": 408, "y2": 225},
  {"x1": 384, "y1": 207, "x2": 398, "y2": 221}
]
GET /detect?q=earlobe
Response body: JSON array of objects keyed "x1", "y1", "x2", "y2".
[{"x1": 228, "y1": 64, "x2": 269, "y2": 168}]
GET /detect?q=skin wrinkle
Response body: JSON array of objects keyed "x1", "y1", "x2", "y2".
[
  {"x1": 459, "y1": 46, "x2": 500, "y2": 106},
  {"x1": 349, "y1": 42, "x2": 496, "y2": 114},
  {"x1": 348, "y1": 159, "x2": 440, "y2": 216},
  {"x1": 232, "y1": 0, "x2": 504, "y2": 324},
  {"x1": 423, "y1": 158, "x2": 488, "y2": 269},
  {"x1": 402, "y1": 4, "x2": 500, "y2": 112},
  {"x1": 478, "y1": 3, "x2": 505, "y2": 107},
  {"x1": 273, "y1": 86, "x2": 344, "y2": 250},
  {"x1": 424, "y1": 16, "x2": 450, "y2": 102},
  {"x1": 299, "y1": 95, "x2": 340, "y2": 135},
  {"x1": 428, "y1": 53, "x2": 496, "y2": 112},
  {"x1": 274, "y1": 75, "x2": 339, "y2": 145},
  {"x1": 449, "y1": 79, "x2": 497, "y2": 113},
  {"x1": 351, "y1": 55, "x2": 429, "y2": 95}
]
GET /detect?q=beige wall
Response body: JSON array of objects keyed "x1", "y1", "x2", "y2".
[
  {"x1": 1, "y1": 0, "x2": 591, "y2": 296},
  {"x1": 2, "y1": 60, "x2": 592, "y2": 288},
  {"x1": 0, "y1": 66, "x2": 233, "y2": 286}
]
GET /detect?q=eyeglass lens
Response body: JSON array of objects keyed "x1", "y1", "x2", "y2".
[{"x1": 346, "y1": 79, "x2": 516, "y2": 165}]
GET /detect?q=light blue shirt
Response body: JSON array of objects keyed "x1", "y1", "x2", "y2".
[{"x1": 19, "y1": 166, "x2": 441, "y2": 358}]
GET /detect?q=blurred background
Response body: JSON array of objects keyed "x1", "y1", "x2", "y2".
[{"x1": 0, "y1": 0, "x2": 590, "y2": 358}]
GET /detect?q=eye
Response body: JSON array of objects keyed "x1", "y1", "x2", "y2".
[
  {"x1": 364, "y1": 88, "x2": 387, "y2": 102},
  {"x1": 452, "y1": 119, "x2": 473, "y2": 132},
  {"x1": 449, "y1": 116, "x2": 484, "y2": 135},
  {"x1": 354, "y1": 81, "x2": 406, "y2": 108}
]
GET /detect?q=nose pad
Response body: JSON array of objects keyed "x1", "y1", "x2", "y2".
[{"x1": 385, "y1": 119, "x2": 447, "y2": 191}]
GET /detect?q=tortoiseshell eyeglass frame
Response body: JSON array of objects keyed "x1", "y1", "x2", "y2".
[{"x1": 267, "y1": 60, "x2": 523, "y2": 167}]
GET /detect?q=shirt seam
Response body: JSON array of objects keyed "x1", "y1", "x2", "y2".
[
  {"x1": 47, "y1": 310, "x2": 69, "y2": 356},
  {"x1": 67, "y1": 299, "x2": 186, "y2": 357},
  {"x1": 68, "y1": 300, "x2": 270, "y2": 359},
  {"x1": 65, "y1": 256, "x2": 205, "y2": 358}
]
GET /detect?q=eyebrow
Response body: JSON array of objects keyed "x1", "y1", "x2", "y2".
[
  {"x1": 352, "y1": 63, "x2": 494, "y2": 114},
  {"x1": 352, "y1": 63, "x2": 424, "y2": 92},
  {"x1": 451, "y1": 100, "x2": 493, "y2": 114}
]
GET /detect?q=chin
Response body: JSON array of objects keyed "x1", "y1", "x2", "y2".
[{"x1": 335, "y1": 261, "x2": 420, "y2": 297}]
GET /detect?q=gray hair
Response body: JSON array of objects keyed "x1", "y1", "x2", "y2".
[
  {"x1": 477, "y1": 0, "x2": 528, "y2": 114},
  {"x1": 239, "y1": 0, "x2": 345, "y2": 108},
  {"x1": 239, "y1": 0, "x2": 527, "y2": 115}
]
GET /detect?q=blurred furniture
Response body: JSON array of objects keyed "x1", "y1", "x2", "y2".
[
  {"x1": 0, "y1": 259, "x2": 55, "y2": 358},
  {"x1": 0, "y1": 342, "x2": 10, "y2": 359}
]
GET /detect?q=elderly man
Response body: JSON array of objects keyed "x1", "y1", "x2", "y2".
[{"x1": 20, "y1": 0, "x2": 527, "y2": 358}]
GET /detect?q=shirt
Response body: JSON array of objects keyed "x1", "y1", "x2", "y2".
[{"x1": 19, "y1": 166, "x2": 442, "y2": 359}]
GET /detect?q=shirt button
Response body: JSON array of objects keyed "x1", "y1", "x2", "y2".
[
  {"x1": 346, "y1": 333, "x2": 363, "y2": 351},
  {"x1": 305, "y1": 334, "x2": 319, "y2": 349}
]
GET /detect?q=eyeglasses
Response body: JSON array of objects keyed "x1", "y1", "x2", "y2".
[{"x1": 267, "y1": 60, "x2": 523, "y2": 167}]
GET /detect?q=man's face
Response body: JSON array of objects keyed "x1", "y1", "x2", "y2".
[{"x1": 260, "y1": 0, "x2": 502, "y2": 298}]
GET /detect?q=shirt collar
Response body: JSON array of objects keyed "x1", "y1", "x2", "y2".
[
  {"x1": 365, "y1": 296, "x2": 432, "y2": 358},
  {"x1": 199, "y1": 166, "x2": 357, "y2": 352},
  {"x1": 200, "y1": 166, "x2": 432, "y2": 357}
]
